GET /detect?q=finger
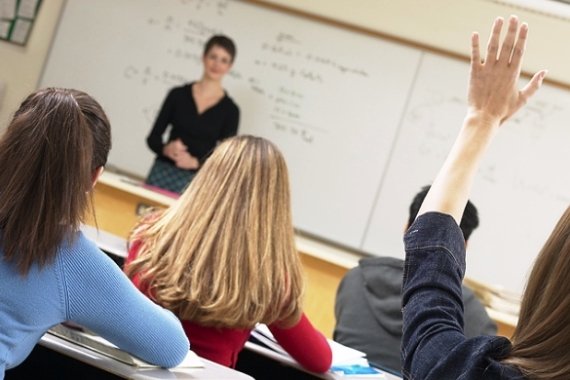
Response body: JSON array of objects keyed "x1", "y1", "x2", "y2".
[
  {"x1": 520, "y1": 70, "x2": 547, "y2": 101},
  {"x1": 498, "y1": 15, "x2": 518, "y2": 63},
  {"x1": 485, "y1": 17, "x2": 503, "y2": 63},
  {"x1": 471, "y1": 32, "x2": 481, "y2": 66},
  {"x1": 500, "y1": 70, "x2": 546, "y2": 125},
  {"x1": 510, "y1": 22, "x2": 528, "y2": 71}
]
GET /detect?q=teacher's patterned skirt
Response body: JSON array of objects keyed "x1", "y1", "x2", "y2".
[{"x1": 145, "y1": 159, "x2": 196, "y2": 194}]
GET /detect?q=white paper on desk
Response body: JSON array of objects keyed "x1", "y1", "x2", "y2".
[
  {"x1": 329, "y1": 338, "x2": 367, "y2": 366},
  {"x1": 78, "y1": 330, "x2": 204, "y2": 368},
  {"x1": 250, "y1": 324, "x2": 288, "y2": 356},
  {"x1": 134, "y1": 350, "x2": 204, "y2": 369},
  {"x1": 252, "y1": 324, "x2": 367, "y2": 366}
]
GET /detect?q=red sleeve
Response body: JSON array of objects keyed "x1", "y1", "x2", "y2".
[
  {"x1": 125, "y1": 240, "x2": 139, "y2": 266},
  {"x1": 268, "y1": 313, "x2": 332, "y2": 374},
  {"x1": 124, "y1": 241, "x2": 142, "y2": 289}
]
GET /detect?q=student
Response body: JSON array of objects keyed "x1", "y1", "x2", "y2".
[
  {"x1": 0, "y1": 88, "x2": 189, "y2": 378},
  {"x1": 125, "y1": 135, "x2": 333, "y2": 373},
  {"x1": 334, "y1": 185, "x2": 496, "y2": 373},
  {"x1": 402, "y1": 16, "x2": 553, "y2": 379},
  {"x1": 145, "y1": 35, "x2": 240, "y2": 194}
]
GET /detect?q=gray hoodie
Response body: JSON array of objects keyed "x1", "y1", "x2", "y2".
[{"x1": 334, "y1": 256, "x2": 497, "y2": 373}]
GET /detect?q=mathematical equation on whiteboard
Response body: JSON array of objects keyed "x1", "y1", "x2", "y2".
[{"x1": 119, "y1": 3, "x2": 372, "y2": 144}]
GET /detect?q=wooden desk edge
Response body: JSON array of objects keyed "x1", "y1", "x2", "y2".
[
  {"x1": 99, "y1": 171, "x2": 177, "y2": 206},
  {"x1": 39, "y1": 333, "x2": 254, "y2": 379},
  {"x1": 295, "y1": 235, "x2": 362, "y2": 269}
]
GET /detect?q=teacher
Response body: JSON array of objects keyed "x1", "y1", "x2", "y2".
[{"x1": 145, "y1": 35, "x2": 240, "y2": 194}]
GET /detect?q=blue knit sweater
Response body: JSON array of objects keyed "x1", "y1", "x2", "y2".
[{"x1": 0, "y1": 230, "x2": 189, "y2": 378}]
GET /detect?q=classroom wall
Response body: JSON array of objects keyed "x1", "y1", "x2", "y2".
[{"x1": 0, "y1": 0, "x2": 65, "y2": 129}]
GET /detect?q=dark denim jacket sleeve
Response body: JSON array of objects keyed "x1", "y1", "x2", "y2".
[{"x1": 401, "y1": 212, "x2": 520, "y2": 380}]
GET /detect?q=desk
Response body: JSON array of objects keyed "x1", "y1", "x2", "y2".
[
  {"x1": 82, "y1": 224, "x2": 128, "y2": 259},
  {"x1": 5, "y1": 333, "x2": 253, "y2": 380},
  {"x1": 237, "y1": 341, "x2": 402, "y2": 380}
]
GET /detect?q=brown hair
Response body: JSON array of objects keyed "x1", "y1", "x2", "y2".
[
  {"x1": 204, "y1": 35, "x2": 236, "y2": 63},
  {"x1": 0, "y1": 88, "x2": 111, "y2": 275},
  {"x1": 503, "y1": 205, "x2": 570, "y2": 378},
  {"x1": 125, "y1": 135, "x2": 304, "y2": 329}
]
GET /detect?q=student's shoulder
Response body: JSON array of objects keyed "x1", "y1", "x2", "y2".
[
  {"x1": 359, "y1": 256, "x2": 404, "y2": 269},
  {"x1": 57, "y1": 232, "x2": 132, "y2": 300},
  {"x1": 350, "y1": 256, "x2": 404, "y2": 280},
  {"x1": 58, "y1": 231, "x2": 114, "y2": 271},
  {"x1": 338, "y1": 256, "x2": 404, "y2": 295}
]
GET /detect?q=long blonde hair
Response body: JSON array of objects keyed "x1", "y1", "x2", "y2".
[
  {"x1": 503, "y1": 205, "x2": 570, "y2": 378},
  {"x1": 125, "y1": 135, "x2": 304, "y2": 328}
]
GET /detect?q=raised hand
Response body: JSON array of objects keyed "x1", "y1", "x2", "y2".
[
  {"x1": 467, "y1": 16, "x2": 546, "y2": 128},
  {"x1": 417, "y1": 16, "x2": 547, "y2": 224}
]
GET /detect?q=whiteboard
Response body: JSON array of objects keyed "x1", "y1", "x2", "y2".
[
  {"x1": 39, "y1": 0, "x2": 422, "y2": 249},
  {"x1": 363, "y1": 52, "x2": 570, "y2": 294}
]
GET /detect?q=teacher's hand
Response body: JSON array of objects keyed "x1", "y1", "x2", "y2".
[
  {"x1": 174, "y1": 151, "x2": 200, "y2": 170},
  {"x1": 162, "y1": 139, "x2": 187, "y2": 161}
]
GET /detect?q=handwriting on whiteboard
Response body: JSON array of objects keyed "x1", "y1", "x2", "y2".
[{"x1": 406, "y1": 87, "x2": 570, "y2": 204}]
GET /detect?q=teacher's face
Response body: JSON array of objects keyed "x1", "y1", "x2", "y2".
[{"x1": 202, "y1": 45, "x2": 233, "y2": 81}]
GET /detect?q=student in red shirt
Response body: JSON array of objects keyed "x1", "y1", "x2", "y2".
[{"x1": 124, "y1": 135, "x2": 332, "y2": 373}]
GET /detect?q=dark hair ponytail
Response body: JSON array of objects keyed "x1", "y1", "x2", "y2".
[{"x1": 0, "y1": 88, "x2": 111, "y2": 274}]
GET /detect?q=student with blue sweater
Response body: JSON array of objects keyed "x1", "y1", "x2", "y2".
[{"x1": 0, "y1": 88, "x2": 189, "y2": 378}]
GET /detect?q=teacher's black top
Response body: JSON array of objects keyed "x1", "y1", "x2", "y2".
[{"x1": 147, "y1": 83, "x2": 240, "y2": 165}]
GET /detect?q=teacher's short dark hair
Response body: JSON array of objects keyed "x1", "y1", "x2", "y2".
[
  {"x1": 204, "y1": 35, "x2": 236, "y2": 63},
  {"x1": 408, "y1": 185, "x2": 479, "y2": 242}
]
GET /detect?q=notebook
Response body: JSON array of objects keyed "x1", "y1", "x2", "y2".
[{"x1": 250, "y1": 324, "x2": 386, "y2": 378}]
